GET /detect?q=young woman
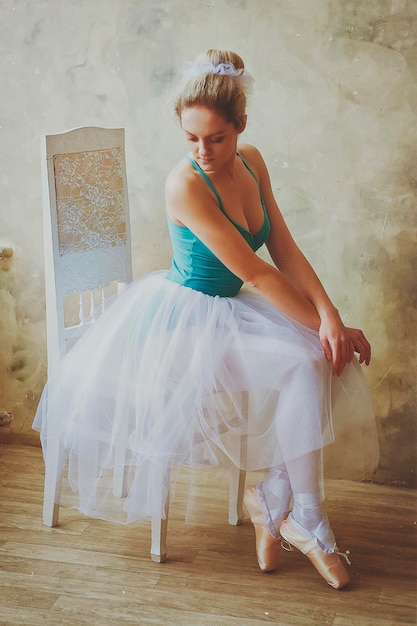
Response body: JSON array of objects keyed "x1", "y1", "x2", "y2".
[{"x1": 34, "y1": 49, "x2": 378, "y2": 590}]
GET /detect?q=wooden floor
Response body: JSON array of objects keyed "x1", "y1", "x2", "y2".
[{"x1": 0, "y1": 445, "x2": 416, "y2": 626}]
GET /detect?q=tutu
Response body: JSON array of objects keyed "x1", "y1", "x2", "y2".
[{"x1": 33, "y1": 270, "x2": 379, "y2": 524}]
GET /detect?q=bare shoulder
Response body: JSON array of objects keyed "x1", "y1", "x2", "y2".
[
  {"x1": 166, "y1": 158, "x2": 193, "y2": 194},
  {"x1": 165, "y1": 157, "x2": 206, "y2": 223},
  {"x1": 237, "y1": 143, "x2": 268, "y2": 176},
  {"x1": 237, "y1": 143, "x2": 263, "y2": 159},
  {"x1": 166, "y1": 158, "x2": 203, "y2": 203}
]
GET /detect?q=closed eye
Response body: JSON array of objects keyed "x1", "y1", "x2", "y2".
[{"x1": 185, "y1": 134, "x2": 225, "y2": 143}]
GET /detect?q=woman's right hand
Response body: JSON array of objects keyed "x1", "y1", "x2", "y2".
[
  {"x1": 319, "y1": 311, "x2": 371, "y2": 376},
  {"x1": 345, "y1": 326, "x2": 372, "y2": 366}
]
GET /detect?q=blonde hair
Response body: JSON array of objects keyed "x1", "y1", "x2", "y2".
[{"x1": 174, "y1": 49, "x2": 250, "y2": 129}]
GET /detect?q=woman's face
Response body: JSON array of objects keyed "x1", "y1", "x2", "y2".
[{"x1": 180, "y1": 105, "x2": 244, "y2": 173}]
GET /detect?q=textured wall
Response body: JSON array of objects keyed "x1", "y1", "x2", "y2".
[{"x1": 0, "y1": 0, "x2": 415, "y2": 487}]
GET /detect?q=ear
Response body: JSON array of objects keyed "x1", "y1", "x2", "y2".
[
  {"x1": 238, "y1": 114, "x2": 247, "y2": 134},
  {"x1": 235, "y1": 114, "x2": 247, "y2": 135}
]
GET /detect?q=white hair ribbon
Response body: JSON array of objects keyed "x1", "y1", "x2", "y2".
[{"x1": 181, "y1": 60, "x2": 254, "y2": 91}]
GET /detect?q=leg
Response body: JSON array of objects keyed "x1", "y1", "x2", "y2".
[
  {"x1": 257, "y1": 465, "x2": 292, "y2": 536},
  {"x1": 285, "y1": 450, "x2": 336, "y2": 551},
  {"x1": 112, "y1": 444, "x2": 128, "y2": 498},
  {"x1": 229, "y1": 390, "x2": 248, "y2": 526},
  {"x1": 228, "y1": 463, "x2": 246, "y2": 526},
  {"x1": 42, "y1": 438, "x2": 64, "y2": 527},
  {"x1": 244, "y1": 465, "x2": 292, "y2": 572},
  {"x1": 150, "y1": 467, "x2": 171, "y2": 563},
  {"x1": 151, "y1": 502, "x2": 169, "y2": 563},
  {"x1": 280, "y1": 450, "x2": 350, "y2": 589}
]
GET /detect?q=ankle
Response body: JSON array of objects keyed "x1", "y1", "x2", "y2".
[
  {"x1": 291, "y1": 493, "x2": 337, "y2": 554},
  {"x1": 257, "y1": 468, "x2": 292, "y2": 537},
  {"x1": 256, "y1": 485, "x2": 281, "y2": 539},
  {"x1": 292, "y1": 492, "x2": 324, "y2": 528}
]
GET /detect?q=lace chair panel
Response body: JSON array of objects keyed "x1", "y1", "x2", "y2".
[
  {"x1": 53, "y1": 148, "x2": 127, "y2": 256},
  {"x1": 58, "y1": 246, "x2": 131, "y2": 296}
]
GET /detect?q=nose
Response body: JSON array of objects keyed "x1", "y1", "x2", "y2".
[{"x1": 198, "y1": 140, "x2": 211, "y2": 157}]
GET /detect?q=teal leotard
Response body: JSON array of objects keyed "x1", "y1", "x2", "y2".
[{"x1": 166, "y1": 153, "x2": 270, "y2": 297}]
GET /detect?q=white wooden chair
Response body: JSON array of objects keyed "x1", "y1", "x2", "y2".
[
  {"x1": 41, "y1": 126, "x2": 246, "y2": 563},
  {"x1": 41, "y1": 126, "x2": 133, "y2": 529}
]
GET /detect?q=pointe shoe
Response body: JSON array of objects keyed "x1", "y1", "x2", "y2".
[
  {"x1": 243, "y1": 485, "x2": 283, "y2": 572},
  {"x1": 280, "y1": 516, "x2": 350, "y2": 589}
]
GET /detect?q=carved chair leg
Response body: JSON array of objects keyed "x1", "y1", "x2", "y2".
[
  {"x1": 42, "y1": 438, "x2": 64, "y2": 527},
  {"x1": 112, "y1": 445, "x2": 128, "y2": 498},
  {"x1": 228, "y1": 389, "x2": 249, "y2": 525},
  {"x1": 228, "y1": 464, "x2": 246, "y2": 526},
  {"x1": 151, "y1": 496, "x2": 169, "y2": 563}
]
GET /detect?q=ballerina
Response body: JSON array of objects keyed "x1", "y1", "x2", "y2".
[{"x1": 34, "y1": 48, "x2": 378, "y2": 589}]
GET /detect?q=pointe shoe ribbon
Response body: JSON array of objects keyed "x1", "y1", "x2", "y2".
[
  {"x1": 280, "y1": 516, "x2": 350, "y2": 589},
  {"x1": 243, "y1": 485, "x2": 283, "y2": 572}
]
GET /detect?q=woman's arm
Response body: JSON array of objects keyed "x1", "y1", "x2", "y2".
[
  {"x1": 166, "y1": 163, "x2": 320, "y2": 330},
  {"x1": 239, "y1": 145, "x2": 371, "y2": 375},
  {"x1": 166, "y1": 154, "x2": 370, "y2": 375}
]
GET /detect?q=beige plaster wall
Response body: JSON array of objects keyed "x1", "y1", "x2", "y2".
[{"x1": 0, "y1": 0, "x2": 415, "y2": 487}]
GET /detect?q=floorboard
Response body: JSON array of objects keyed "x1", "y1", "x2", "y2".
[{"x1": 0, "y1": 444, "x2": 416, "y2": 625}]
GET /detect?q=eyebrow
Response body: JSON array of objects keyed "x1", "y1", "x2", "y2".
[{"x1": 183, "y1": 129, "x2": 226, "y2": 139}]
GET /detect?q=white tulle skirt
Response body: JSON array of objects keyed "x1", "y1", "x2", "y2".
[{"x1": 33, "y1": 270, "x2": 379, "y2": 523}]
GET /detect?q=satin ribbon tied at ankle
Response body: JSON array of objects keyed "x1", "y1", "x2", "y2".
[{"x1": 280, "y1": 516, "x2": 351, "y2": 589}]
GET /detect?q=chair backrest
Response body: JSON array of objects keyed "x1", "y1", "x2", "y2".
[{"x1": 41, "y1": 127, "x2": 132, "y2": 377}]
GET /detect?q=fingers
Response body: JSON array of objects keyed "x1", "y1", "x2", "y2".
[
  {"x1": 320, "y1": 326, "x2": 372, "y2": 377},
  {"x1": 345, "y1": 336, "x2": 355, "y2": 365},
  {"x1": 322, "y1": 339, "x2": 343, "y2": 376},
  {"x1": 325, "y1": 336, "x2": 356, "y2": 377},
  {"x1": 321, "y1": 338, "x2": 332, "y2": 363},
  {"x1": 350, "y1": 328, "x2": 372, "y2": 366},
  {"x1": 334, "y1": 342, "x2": 351, "y2": 377},
  {"x1": 354, "y1": 336, "x2": 371, "y2": 365}
]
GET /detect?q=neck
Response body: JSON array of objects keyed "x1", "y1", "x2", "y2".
[{"x1": 209, "y1": 150, "x2": 239, "y2": 179}]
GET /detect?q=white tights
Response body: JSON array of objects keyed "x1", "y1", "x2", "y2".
[{"x1": 258, "y1": 450, "x2": 337, "y2": 552}]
